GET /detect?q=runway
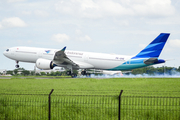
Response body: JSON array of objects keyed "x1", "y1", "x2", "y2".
[
  {"x1": 0, "y1": 77, "x2": 71, "y2": 79},
  {"x1": 1, "y1": 75, "x2": 180, "y2": 79}
]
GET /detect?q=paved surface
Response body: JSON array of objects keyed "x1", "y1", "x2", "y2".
[{"x1": 0, "y1": 77, "x2": 72, "y2": 79}]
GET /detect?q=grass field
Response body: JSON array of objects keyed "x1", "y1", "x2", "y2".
[
  {"x1": 0, "y1": 77, "x2": 180, "y2": 120},
  {"x1": 0, "y1": 77, "x2": 180, "y2": 91}
]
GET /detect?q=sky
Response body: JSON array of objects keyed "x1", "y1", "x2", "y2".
[{"x1": 0, "y1": 0, "x2": 180, "y2": 70}]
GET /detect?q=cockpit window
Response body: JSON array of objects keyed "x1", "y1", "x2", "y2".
[{"x1": 6, "y1": 49, "x2": 9, "y2": 52}]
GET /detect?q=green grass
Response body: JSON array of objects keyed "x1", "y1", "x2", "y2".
[
  {"x1": 0, "y1": 78, "x2": 180, "y2": 120},
  {"x1": 0, "y1": 77, "x2": 180, "y2": 91}
]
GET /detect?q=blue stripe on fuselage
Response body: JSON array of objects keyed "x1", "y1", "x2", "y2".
[
  {"x1": 107, "y1": 58, "x2": 151, "y2": 71},
  {"x1": 108, "y1": 58, "x2": 165, "y2": 71}
]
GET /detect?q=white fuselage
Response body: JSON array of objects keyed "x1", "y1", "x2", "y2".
[
  {"x1": 3, "y1": 46, "x2": 132, "y2": 70},
  {"x1": 3, "y1": 33, "x2": 169, "y2": 74}
]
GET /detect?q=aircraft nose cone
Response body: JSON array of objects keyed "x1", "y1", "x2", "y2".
[
  {"x1": 3, "y1": 51, "x2": 6, "y2": 56},
  {"x1": 3, "y1": 51, "x2": 8, "y2": 57}
]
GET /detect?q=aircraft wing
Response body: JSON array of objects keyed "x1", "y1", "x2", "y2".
[{"x1": 53, "y1": 47, "x2": 79, "y2": 67}]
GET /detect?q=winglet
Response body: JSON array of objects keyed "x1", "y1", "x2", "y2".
[
  {"x1": 53, "y1": 46, "x2": 66, "y2": 60},
  {"x1": 62, "y1": 46, "x2": 66, "y2": 51},
  {"x1": 132, "y1": 33, "x2": 170, "y2": 59}
]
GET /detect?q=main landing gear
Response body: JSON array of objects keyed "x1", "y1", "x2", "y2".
[
  {"x1": 81, "y1": 70, "x2": 91, "y2": 77},
  {"x1": 81, "y1": 70, "x2": 86, "y2": 76},
  {"x1": 66, "y1": 68, "x2": 90, "y2": 78},
  {"x1": 15, "y1": 61, "x2": 19, "y2": 68},
  {"x1": 66, "y1": 70, "x2": 77, "y2": 78}
]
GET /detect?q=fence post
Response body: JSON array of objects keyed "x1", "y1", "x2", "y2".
[
  {"x1": 118, "y1": 90, "x2": 123, "y2": 120},
  {"x1": 49, "y1": 89, "x2": 54, "y2": 120}
]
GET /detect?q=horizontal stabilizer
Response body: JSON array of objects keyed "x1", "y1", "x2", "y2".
[
  {"x1": 144, "y1": 58, "x2": 165, "y2": 65},
  {"x1": 144, "y1": 58, "x2": 158, "y2": 64}
]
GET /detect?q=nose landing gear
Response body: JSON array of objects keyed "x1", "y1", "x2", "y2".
[{"x1": 15, "y1": 61, "x2": 19, "y2": 68}]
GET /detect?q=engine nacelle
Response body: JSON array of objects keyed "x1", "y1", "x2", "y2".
[{"x1": 36, "y1": 58, "x2": 56, "y2": 70}]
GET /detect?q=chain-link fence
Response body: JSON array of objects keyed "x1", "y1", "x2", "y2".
[{"x1": 0, "y1": 89, "x2": 180, "y2": 120}]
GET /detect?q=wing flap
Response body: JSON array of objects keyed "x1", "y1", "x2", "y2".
[{"x1": 73, "y1": 61, "x2": 94, "y2": 69}]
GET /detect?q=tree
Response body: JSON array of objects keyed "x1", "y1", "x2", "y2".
[
  {"x1": 13, "y1": 69, "x2": 18, "y2": 75},
  {"x1": 6, "y1": 71, "x2": 14, "y2": 75},
  {"x1": 40, "y1": 72, "x2": 46, "y2": 76},
  {"x1": 30, "y1": 71, "x2": 35, "y2": 76},
  {"x1": 50, "y1": 71, "x2": 55, "y2": 76},
  {"x1": 177, "y1": 66, "x2": 180, "y2": 72},
  {"x1": 21, "y1": 70, "x2": 30, "y2": 76},
  {"x1": 55, "y1": 71, "x2": 61, "y2": 76},
  {"x1": 61, "y1": 71, "x2": 67, "y2": 76},
  {"x1": 35, "y1": 73, "x2": 40, "y2": 76}
]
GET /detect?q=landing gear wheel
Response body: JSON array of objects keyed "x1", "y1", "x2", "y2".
[
  {"x1": 15, "y1": 65, "x2": 19, "y2": 68},
  {"x1": 66, "y1": 71, "x2": 71, "y2": 76},
  {"x1": 15, "y1": 61, "x2": 19, "y2": 68},
  {"x1": 71, "y1": 73, "x2": 77, "y2": 78},
  {"x1": 81, "y1": 70, "x2": 87, "y2": 76},
  {"x1": 86, "y1": 73, "x2": 91, "y2": 77}
]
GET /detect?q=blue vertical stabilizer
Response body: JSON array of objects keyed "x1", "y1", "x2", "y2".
[{"x1": 132, "y1": 33, "x2": 170, "y2": 59}]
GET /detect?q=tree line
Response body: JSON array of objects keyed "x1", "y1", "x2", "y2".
[
  {"x1": 131, "y1": 66, "x2": 180, "y2": 75},
  {"x1": 5, "y1": 68, "x2": 78, "y2": 76},
  {"x1": 3, "y1": 66, "x2": 180, "y2": 76}
]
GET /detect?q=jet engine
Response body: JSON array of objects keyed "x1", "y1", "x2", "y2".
[{"x1": 36, "y1": 58, "x2": 56, "y2": 70}]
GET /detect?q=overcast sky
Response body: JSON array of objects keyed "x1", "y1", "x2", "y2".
[{"x1": 1, "y1": 0, "x2": 180, "y2": 70}]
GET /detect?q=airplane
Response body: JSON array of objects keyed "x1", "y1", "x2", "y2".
[{"x1": 3, "y1": 33, "x2": 170, "y2": 78}]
